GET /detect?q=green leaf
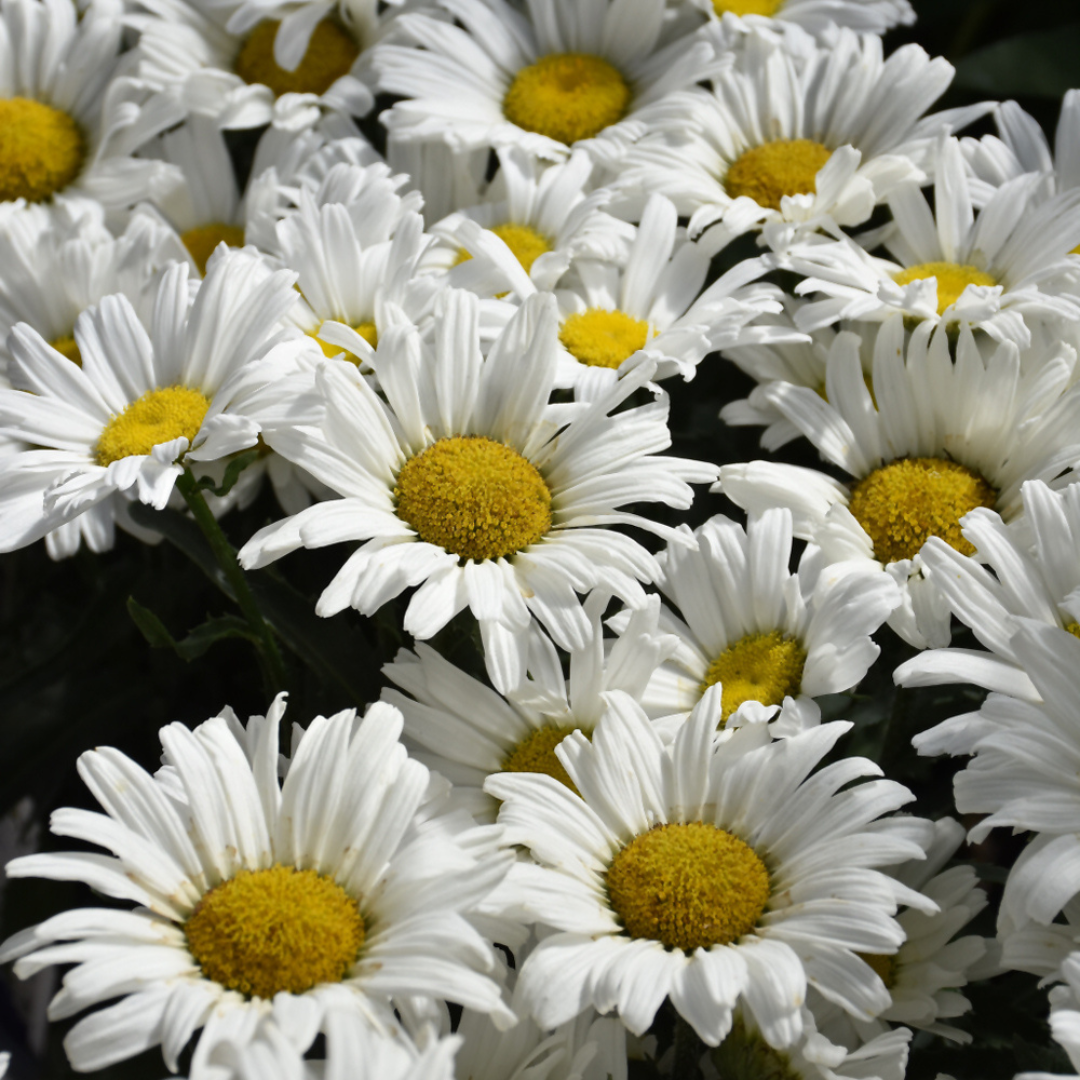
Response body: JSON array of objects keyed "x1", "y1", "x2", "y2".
[
  {"x1": 953, "y1": 23, "x2": 1080, "y2": 97},
  {"x1": 126, "y1": 596, "x2": 179, "y2": 650},
  {"x1": 128, "y1": 501, "x2": 235, "y2": 599},
  {"x1": 174, "y1": 615, "x2": 259, "y2": 660},
  {"x1": 196, "y1": 449, "x2": 262, "y2": 498}
]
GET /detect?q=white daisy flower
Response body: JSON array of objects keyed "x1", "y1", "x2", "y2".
[
  {"x1": 688, "y1": 0, "x2": 913, "y2": 38},
  {"x1": 617, "y1": 28, "x2": 989, "y2": 253},
  {"x1": 897, "y1": 479, "x2": 1080, "y2": 755},
  {"x1": 420, "y1": 146, "x2": 635, "y2": 293},
  {"x1": 0, "y1": 247, "x2": 323, "y2": 555},
  {"x1": 371, "y1": 0, "x2": 723, "y2": 165},
  {"x1": 0, "y1": 0, "x2": 184, "y2": 217},
  {"x1": 784, "y1": 136, "x2": 1080, "y2": 349},
  {"x1": 717, "y1": 319, "x2": 1080, "y2": 649},
  {"x1": 238, "y1": 289, "x2": 717, "y2": 692},
  {"x1": 619, "y1": 509, "x2": 899, "y2": 735},
  {"x1": 126, "y1": 0, "x2": 377, "y2": 132},
  {"x1": 0, "y1": 694, "x2": 514, "y2": 1075},
  {"x1": 382, "y1": 593, "x2": 678, "y2": 821},
  {"x1": 485, "y1": 693, "x2": 930, "y2": 1048}
]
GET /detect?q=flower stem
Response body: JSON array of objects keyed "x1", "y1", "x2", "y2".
[
  {"x1": 175, "y1": 468, "x2": 288, "y2": 693},
  {"x1": 672, "y1": 1012, "x2": 705, "y2": 1080}
]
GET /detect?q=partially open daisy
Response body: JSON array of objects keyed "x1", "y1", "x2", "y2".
[
  {"x1": 486, "y1": 694, "x2": 928, "y2": 1046},
  {"x1": 371, "y1": 0, "x2": 722, "y2": 163},
  {"x1": 691, "y1": 0, "x2": 913, "y2": 37},
  {"x1": 0, "y1": 0, "x2": 184, "y2": 216},
  {"x1": 382, "y1": 594, "x2": 677, "y2": 820},
  {"x1": 718, "y1": 319, "x2": 1080, "y2": 648},
  {"x1": 239, "y1": 289, "x2": 717, "y2": 692},
  {"x1": 785, "y1": 136, "x2": 1080, "y2": 348},
  {"x1": 618, "y1": 510, "x2": 899, "y2": 734},
  {"x1": 0, "y1": 695, "x2": 513, "y2": 1074},
  {"x1": 0, "y1": 248, "x2": 322, "y2": 555},
  {"x1": 618, "y1": 28, "x2": 989, "y2": 252}
]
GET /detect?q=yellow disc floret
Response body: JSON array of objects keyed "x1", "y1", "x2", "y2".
[
  {"x1": 185, "y1": 864, "x2": 364, "y2": 999},
  {"x1": 503, "y1": 53, "x2": 631, "y2": 146},
  {"x1": 849, "y1": 456, "x2": 998, "y2": 564},
  {"x1": 311, "y1": 321, "x2": 378, "y2": 364},
  {"x1": 893, "y1": 261, "x2": 998, "y2": 316},
  {"x1": 858, "y1": 952, "x2": 898, "y2": 989},
  {"x1": 701, "y1": 630, "x2": 807, "y2": 723},
  {"x1": 235, "y1": 19, "x2": 360, "y2": 98},
  {"x1": 181, "y1": 223, "x2": 246, "y2": 276},
  {"x1": 96, "y1": 386, "x2": 211, "y2": 467},
  {"x1": 713, "y1": 0, "x2": 784, "y2": 12},
  {"x1": 559, "y1": 308, "x2": 650, "y2": 369},
  {"x1": 724, "y1": 139, "x2": 833, "y2": 212},
  {"x1": 50, "y1": 335, "x2": 81, "y2": 366},
  {"x1": 394, "y1": 435, "x2": 552, "y2": 561},
  {"x1": 503, "y1": 724, "x2": 584, "y2": 794},
  {"x1": 1066, "y1": 621, "x2": 1080, "y2": 641},
  {"x1": 0, "y1": 97, "x2": 86, "y2": 203},
  {"x1": 491, "y1": 223, "x2": 552, "y2": 274},
  {"x1": 606, "y1": 822, "x2": 770, "y2": 951}
]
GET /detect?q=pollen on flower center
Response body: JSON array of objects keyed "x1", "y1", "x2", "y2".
[
  {"x1": 1066, "y1": 621, "x2": 1080, "y2": 640},
  {"x1": 0, "y1": 97, "x2": 86, "y2": 203},
  {"x1": 503, "y1": 724, "x2": 586, "y2": 794},
  {"x1": 181, "y1": 223, "x2": 246, "y2": 276},
  {"x1": 50, "y1": 334, "x2": 81, "y2": 366},
  {"x1": 701, "y1": 630, "x2": 807, "y2": 723},
  {"x1": 503, "y1": 53, "x2": 631, "y2": 146},
  {"x1": 859, "y1": 952, "x2": 898, "y2": 989},
  {"x1": 96, "y1": 386, "x2": 212, "y2": 467},
  {"x1": 849, "y1": 456, "x2": 998, "y2": 564},
  {"x1": 394, "y1": 435, "x2": 552, "y2": 561},
  {"x1": 606, "y1": 822, "x2": 770, "y2": 951},
  {"x1": 724, "y1": 139, "x2": 832, "y2": 212},
  {"x1": 893, "y1": 261, "x2": 998, "y2": 316},
  {"x1": 559, "y1": 308, "x2": 650, "y2": 369},
  {"x1": 311, "y1": 321, "x2": 378, "y2": 364},
  {"x1": 235, "y1": 19, "x2": 360, "y2": 98},
  {"x1": 185, "y1": 864, "x2": 365, "y2": 999}
]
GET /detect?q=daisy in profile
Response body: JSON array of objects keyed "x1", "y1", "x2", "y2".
[
  {"x1": 718, "y1": 319, "x2": 1080, "y2": 648},
  {"x1": 0, "y1": 695, "x2": 513, "y2": 1075},
  {"x1": 618, "y1": 29, "x2": 988, "y2": 253},
  {"x1": 382, "y1": 594, "x2": 677, "y2": 820},
  {"x1": 785, "y1": 136, "x2": 1080, "y2": 348},
  {"x1": 0, "y1": 0, "x2": 184, "y2": 216},
  {"x1": 371, "y1": 0, "x2": 723, "y2": 164},
  {"x1": 0, "y1": 248, "x2": 322, "y2": 556},
  {"x1": 619, "y1": 510, "x2": 899, "y2": 734},
  {"x1": 693, "y1": 0, "x2": 913, "y2": 38},
  {"x1": 239, "y1": 290, "x2": 717, "y2": 692},
  {"x1": 486, "y1": 694, "x2": 929, "y2": 1047}
]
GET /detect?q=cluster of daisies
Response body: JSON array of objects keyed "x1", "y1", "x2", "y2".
[{"x1": 3, "y1": 0, "x2": 1080, "y2": 1075}]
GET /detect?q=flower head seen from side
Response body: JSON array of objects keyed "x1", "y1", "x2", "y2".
[
  {"x1": 718, "y1": 317, "x2": 1080, "y2": 649},
  {"x1": 0, "y1": 247, "x2": 322, "y2": 556},
  {"x1": 619, "y1": 509, "x2": 899, "y2": 735},
  {"x1": 0, "y1": 695, "x2": 514, "y2": 1075},
  {"x1": 371, "y1": 0, "x2": 723, "y2": 164},
  {"x1": 692, "y1": 0, "x2": 914, "y2": 38},
  {"x1": 239, "y1": 289, "x2": 717, "y2": 692},
  {"x1": 382, "y1": 593, "x2": 678, "y2": 821},
  {"x1": 486, "y1": 692, "x2": 929, "y2": 1048},
  {"x1": 785, "y1": 136, "x2": 1080, "y2": 349}
]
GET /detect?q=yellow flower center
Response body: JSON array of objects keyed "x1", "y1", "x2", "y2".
[
  {"x1": 849, "y1": 456, "x2": 998, "y2": 564},
  {"x1": 456, "y1": 222, "x2": 554, "y2": 277},
  {"x1": 311, "y1": 321, "x2": 378, "y2": 364},
  {"x1": 502, "y1": 724, "x2": 585, "y2": 795},
  {"x1": 503, "y1": 53, "x2": 631, "y2": 146},
  {"x1": 235, "y1": 19, "x2": 360, "y2": 98},
  {"x1": 712, "y1": 1017, "x2": 800, "y2": 1080},
  {"x1": 181, "y1": 223, "x2": 246, "y2": 276},
  {"x1": 713, "y1": 0, "x2": 784, "y2": 12},
  {"x1": 724, "y1": 139, "x2": 833, "y2": 212},
  {"x1": 394, "y1": 435, "x2": 552, "y2": 561},
  {"x1": 859, "y1": 952, "x2": 898, "y2": 990},
  {"x1": 1066, "y1": 621, "x2": 1080, "y2": 640},
  {"x1": 559, "y1": 308, "x2": 650, "y2": 369},
  {"x1": 185, "y1": 864, "x2": 364, "y2": 1000},
  {"x1": 893, "y1": 261, "x2": 998, "y2": 316},
  {"x1": 96, "y1": 386, "x2": 211, "y2": 467},
  {"x1": 0, "y1": 97, "x2": 86, "y2": 203},
  {"x1": 606, "y1": 822, "x2": 770, "y2": 951},
  {"x1": 701, "y1": 630, "x2": 807, "y2": 724},
  {"x1": 50, "y1": 334, "x2": 81, "y2": 365}
]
